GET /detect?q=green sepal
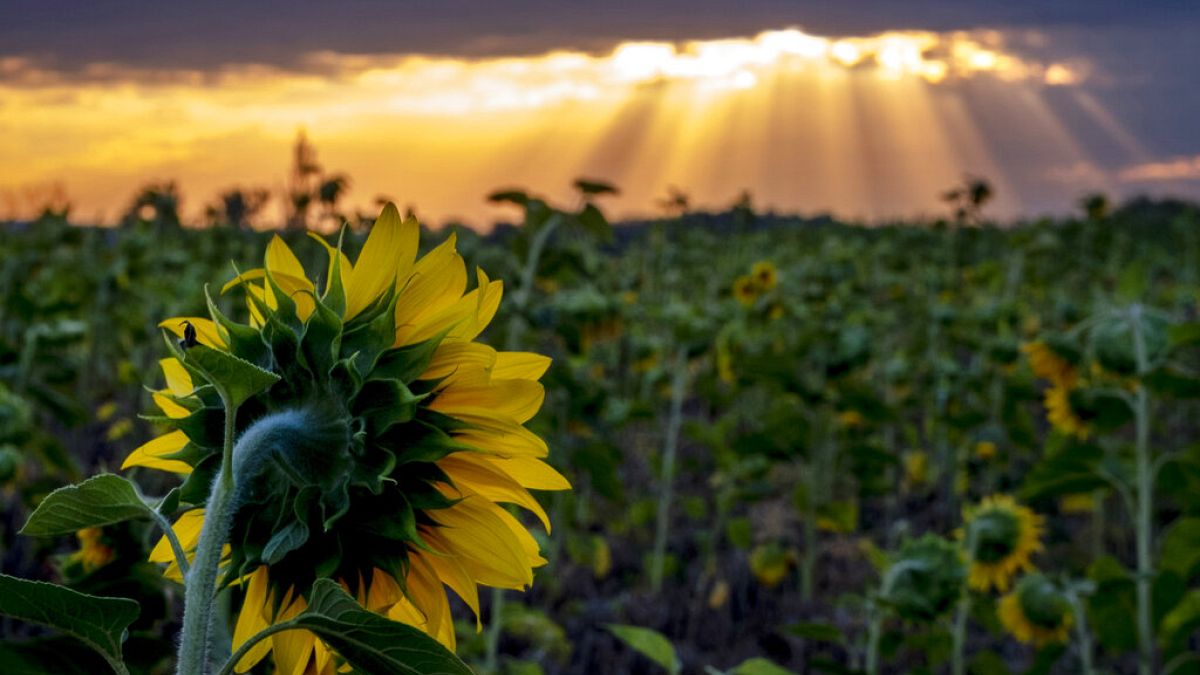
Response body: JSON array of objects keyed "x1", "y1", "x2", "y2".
[
  {"x1": 370, "y1": 331, "x2": 448, "y2": 385},
  {"x1": 205, "y1": 285, "x2": 269, "y2": 366},
  {"x1": 300, "y1": 293, "x2": 344, "y2": 387},
  {"x1": 341, "y1": 289, "x2": 400, "y2": 378},
  {"x1": 354, "y1": 380, "x2": 425, "y2": 435}
]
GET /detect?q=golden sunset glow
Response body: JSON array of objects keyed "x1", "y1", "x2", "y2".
[{"x1": 0, "y1": 27, "x2": 1101, "y2": 225}]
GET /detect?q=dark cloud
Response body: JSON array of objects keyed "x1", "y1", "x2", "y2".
[{"x1": 2, "y1": 0, "x2": 1196, "y2": 70}]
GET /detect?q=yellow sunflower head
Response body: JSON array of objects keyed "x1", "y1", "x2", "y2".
[
  {"x1": 1022, "y1": 338, "x2": 1080, "y2": 386},
  {"x1": 1044, "y1": 384, "x2": 1090, "y2": 440},
  {"x1": 750, "y1": 260, "x2": 778, "y2": 291},
  {"x1": 733, "y1": 275, "x2": 759, "y2": 306},
  {"x1": 126, "y1": 203, "x2": 569, "y2": 671},
  {"x1": 997, "y1": 573, "x2": 1073, "y2": 646},
  {"x1": 962, "y1": 495, "x2": 1043, "y2": 593}
]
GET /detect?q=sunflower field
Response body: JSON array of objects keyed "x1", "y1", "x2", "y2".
[{"x1": 1, "y1": 187, "x2": 1200, "y2": 675}]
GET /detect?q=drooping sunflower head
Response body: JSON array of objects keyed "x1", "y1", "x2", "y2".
[
  {"x1": 997, "y1": 573, "x2": 1073, "y2": 646},
  {"x1": 1021, "y1": 340, "x2": 1078, "y2": 388},
  {"x1": 126, "y1": 204, "x2": 569, "y2": 670},
  {"x1": 1044, "y1": 385, "x2": 1091, "y2": 440},
  {"x1": 962, "y1": 495, "x2": 1043, "y2": 593},
  {"x1": 750, "y1": 260, "x2": 778, "y2": 291},
  {"x1": 732, "y1": 275, "x2": 759, "y2": 306}
]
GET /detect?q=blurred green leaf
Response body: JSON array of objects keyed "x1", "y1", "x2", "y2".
[{"x1": 607, "y1": 624, "x2": 681, "y2": 675}]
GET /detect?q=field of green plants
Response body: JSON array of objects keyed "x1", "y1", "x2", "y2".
[{"x1": 1, "y1": 186, "x2": 1199, "y2": 675}]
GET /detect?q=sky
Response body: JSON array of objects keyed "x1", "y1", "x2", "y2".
[{"x1": 2, "y1": 1, "x2": 1199, "y2": 227}]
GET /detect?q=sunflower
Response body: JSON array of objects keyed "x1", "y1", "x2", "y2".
[
  {"x1": 126, "y1": 203, "x2": 568, "y2": 673},
  {"x1": 1021, "y1": 341, "x2": 1077, "y2": 387},
  {"x1": 750, "y1": 261, "x2": 778, "y2": 291},
  {"x1": 732, "y1": 275, "x2": 759, "y2": 306},
  {"x1": 997, "y1": 574, "x2": 1073, "y2": 646},
  {"x1": 961, "y1": 495, "x2": 1043, "y2": 592},
  {"x1": 1044, "y1": 384, "x2": 1090, "y2": 440},
  {"x1": 69, "y1": 527, "x2": 115, "y2": 572}
]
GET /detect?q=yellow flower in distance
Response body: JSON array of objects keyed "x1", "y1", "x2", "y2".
[
  {"x1": 997, "y1": 574, "x2": 1073, "y2": 646},
  {"x1": 732, "y1": 275, "x2": 759, "y2": 307},
  {"x1": 131, "y1": 203, "x2": 569, "y2": 672},
  {"x1": 1044, "y1": 385, "x2": 1090, "y2": 440},
  {"x1": 70, "y1": 527, "x2": 115, "y2": 572},
  {"x1": 1022, "y1": 341, "x2": 1077, "y2": 388},
  {"x1": 974, "y1": 440, "x2": 997, "y2": 461},
  {"x1": 962, "y1": 495, "x2": 1043, "y2": 593},
  {"x1": 750, "y1": 260, "x2": 778, "y2": 291}
]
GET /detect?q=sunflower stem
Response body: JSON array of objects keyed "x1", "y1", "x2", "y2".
[
  {"x1": 1130, "y1": 305, "x2": 1156, "y2": 675},
  {"x1": 650, "y1": 347, "x2": 688, "y2": 594},
  {"x1": 177, "y1": 409, "x2": 317, "y2": 675}
]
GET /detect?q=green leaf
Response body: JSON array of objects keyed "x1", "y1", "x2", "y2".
[
  {"x1": 227, "y1": 578, "x2": 471, "y2": 675},
  {"x1": 1162, "y1": 518, "x2": 1200, "y2": 580},
  {"x1": 179, "y1": 343, "x2": 280, "y2": 409},
  {"x1": 21, "y1": 474, "x2": 151, "y2": 536},
  {"x1": 0, "y1": 574, "x2": 139, "y2": 675},
  {"x1": 606, "y1": 624, "x2": 681, "y2": 675},
  {"x1": 731, "y1": 657, "x2": 798, "y2": 675},
  {"x1": 1020, "y1": 442, "x2": 1107, "y2": 501}
]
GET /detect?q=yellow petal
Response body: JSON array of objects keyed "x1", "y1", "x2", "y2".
[
  {"x1": 393, "y1": 234, "x2": 466, "y2": 346},
  {"x1": 404, "y1": 554, "x2": 455, "y2": 649},
  {"x1": 431, "y1": 378, "x2": 544, "y2": 424},
  {"x1": 450, "y1": 415, "x2": 549, "y2": 458},
  {"x1": 159, "y1": 317, "x2": 226, "y2": 349},
  {"x1": 366, "y1": 568, "x2": 402, "y2": 613},
  {"x1": 150, "y1": 509, "x2": 204, "y2": 563},
  {"x1": 270, "y1": 590, "x2": 313, "y2": 675},
  {"x1": 471, "y1": 455, "x2": 571, "y2": 491},
  {"x1": 221, "y1": 268, "x2": 267, "y2": 295},
  {"x1": 440, "y1": 454, "x2": 552, "y2": 531},
  {"x1": 345, "y1": 203, "x2": 419, "y2": 320},
  {"x1": 415, "y1": 549, "x2": 480, "y2": 629},
  {"x1": 492, "y1": 352, "x2": 552, "y2": 381},
  {"x1": 422, "y1": 343, "x2": 497, "y2": 383},
  {"x1": 152, "y1": 392, "x2": 190, "y2": 419},
  {"x1": 159, "y1": 358, "x2": 193, "y2": 396},
  {"x1": 427, "y1": 497, "x2": 533, "y2": 590},
  {"x1": 233, "y1": 566, "x2": 273, "y2": 673},
  {"x1": 122, "y1": 430, "x2": 191, "y2": 474}
]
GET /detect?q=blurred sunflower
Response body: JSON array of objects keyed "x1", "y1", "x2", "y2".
[
  {"x1": 997, "y1": 574, "x2": 1073, "y2": 646},
  {"x1": 973, "y1": 440, "x2": 997, "y2": 461},
  {"x1": 69, "y1": 527, "x2": 115, "y2": 572},
  {"x1": 1044, "y1": 385, "x2": 1090, "y2": 440},
  {"x1": 732, "y1": 275, "x2": 758, "y2": 306},
  {"x1": 1022, "y1": 341, "x2": 1077, "y2": 387},
  {"x1": 750, "y1": 261, "x2": 778, "y2": 291},
  {"x1": 961, "y1": 495, "x2": 1043, "y2": 592},
  {"x1": 126, "y1": 203, "x2": 568, "y2": 672}
]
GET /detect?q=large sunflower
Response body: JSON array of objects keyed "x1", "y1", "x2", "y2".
[
  {"x1": 124, "y1": 203, "x2": 568, "y2": 673},
  {"x1": 961, "y1": 495, "x2": 1043, "y2": 593},
  {"x1": 997, "y1": 574, "x2": 1073, "y2": 646}
]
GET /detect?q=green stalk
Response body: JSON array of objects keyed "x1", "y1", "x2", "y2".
[
  {"x1": 865, "y1": 599, "x2": 884, "y2": 675},
  {"x1": 1066, "y1": 589, "x2": 1097, "y2": 675},
  {"x1": 176, "y1": 409, "x2": 320, "y2": 675},
  {"x1": 951, "y1": 530, "x2": 977, "y2": 675},
  {"x1": 176, "y1": 406, "x2": 238, "y2": 675},
  {"x1": 1130, "y1": 305, "x2": 1155, "y2": 675},
  {"x1": 650, "y1": 348, "x2": 688, "y2": 593}
]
